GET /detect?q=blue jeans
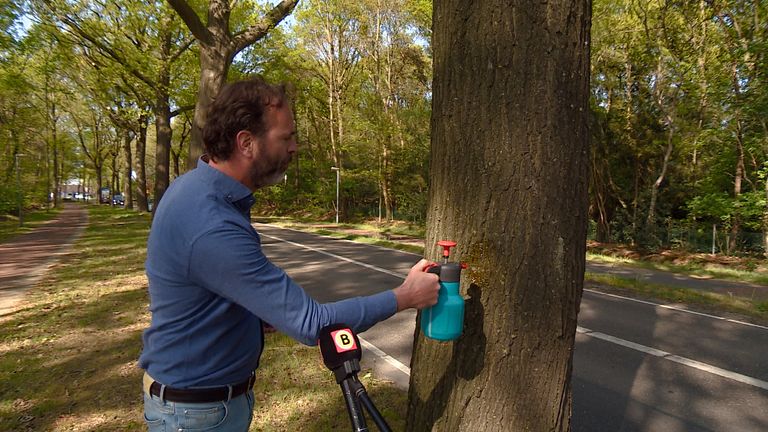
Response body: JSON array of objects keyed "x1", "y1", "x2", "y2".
[{"x1": 143, "y1": 390, "x2": 255, "y2": 432}]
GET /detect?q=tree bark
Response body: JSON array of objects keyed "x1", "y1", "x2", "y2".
[
  {"x1": 406, "y1": 1, "x2": 591, "y2": 430},
  {"x1": 186, "y1": 42, "x2": 232, "y2": 170},
  {"x1": 135, "y1": 116, "x2": 149, "y2": 212},
  {"x1": 52, "y1": 120, "x2": 60, "y2": 208},
  {"x1": 729, "y1": 120, "x2": 745, "y2": 253},
  {"x1": 153, "y1": 27, "x2": 174, "y2": 210},
  {"x1": 123, "y1": 131, "x2": 134, "y2": 209},
  {"x1": 647, "y1": 124, "x2": 674, "y2": 230}
]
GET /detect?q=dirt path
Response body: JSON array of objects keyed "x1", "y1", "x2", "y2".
[{"x1": 0, "y1": 203, "x2": 88, "y2": 317}]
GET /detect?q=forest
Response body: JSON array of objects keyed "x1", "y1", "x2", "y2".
[{"x1": 0, "y1": 0, "x2": 766, "y2": 254}]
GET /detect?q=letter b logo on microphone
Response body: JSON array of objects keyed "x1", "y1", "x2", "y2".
[{"x1": 331, "y1": 329, "x2": 358, "y2": 353}]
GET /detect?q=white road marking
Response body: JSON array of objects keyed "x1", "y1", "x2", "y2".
[
  {"x1": 258, "y1": 232, "x2": 406, "y2": 280},
  {"x1": 578, "y1": 326, "x2": 768, "y2": 391},
  {"x1": 259, "y1": 226, "x2": 768, "y2": 390},
  {"x1": 359, "y1": 337, "x2": 411, "y2": 376},
  {"x1": 257, "y1": 223, "x2": 423, "y2": 257},
  {"x1": 584, "y1": 288, "x2": 768, "y2": 331}
]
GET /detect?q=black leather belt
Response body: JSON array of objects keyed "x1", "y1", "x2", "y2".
[{"x1": 149, "y1": 373, "x2": 255, "y2": 403}]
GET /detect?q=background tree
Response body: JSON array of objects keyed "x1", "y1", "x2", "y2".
[
  {"x1": 587, "y1": 0, "x2": 767, "y2": 254},
  {"x1": 40, "y1": 0, "x2": 197, "y2": 209},
  {"x1": 166, "y1": 0, "x2": 299, "y2": 170},
  {"x1": 406, "y1": 0, "x2": 591, "y2": 430},
  {"x1": 2, "y1": 0, "x2": 766, "y2": 261}
]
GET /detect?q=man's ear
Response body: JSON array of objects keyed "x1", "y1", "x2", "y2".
[{"x1": 235, "y1": 130, "x2": 255, "y2": 157}]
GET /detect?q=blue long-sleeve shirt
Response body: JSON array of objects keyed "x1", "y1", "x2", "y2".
[{"x1": 138, "y1": 158, "x2": 397, "y2": 388}]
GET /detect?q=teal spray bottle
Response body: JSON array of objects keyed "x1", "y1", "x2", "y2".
[{"x1": 421, "y1": 241, "x2": 465, "y2": 341}]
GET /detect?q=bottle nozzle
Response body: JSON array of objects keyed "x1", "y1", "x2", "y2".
[{"x1": 437, "y1": 240, "x2": 457, "y2": 263}]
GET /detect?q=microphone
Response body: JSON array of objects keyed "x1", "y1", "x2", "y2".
[
  {"x1": 318, "y1": 324, "x2": 391, "y2": 432},
  {"x1": 318, "y1": 323, "x2": 362, "y2": 383}
]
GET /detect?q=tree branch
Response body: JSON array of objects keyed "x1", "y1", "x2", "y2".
[
  {"x1": 232, "y1": 0, "x2": 299, "y2": 55},
  {"x1": 60, "y1": 15, "x2": 157, "y2": 90},
  {"x1": 171, "y1": 105, "x2": 195, "y2": 117},
  {"x1": 169, "y1": 37, "x2": 196, "y2": 64},
  {"x1": 166, "y1": 0, "x2": 213, "y2": 45}
]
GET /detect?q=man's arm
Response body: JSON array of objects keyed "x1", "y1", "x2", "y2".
[{"x1": 188, "y1": 228, "x2": 438, "y2": 344}]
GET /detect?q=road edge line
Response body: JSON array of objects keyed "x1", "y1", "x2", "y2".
[
  {"x1": 577, "y1": 326, "x2": 768, "y2": 391},
  {"x1": 359, "y1": 337, "x2": 412, "y2": 377}
]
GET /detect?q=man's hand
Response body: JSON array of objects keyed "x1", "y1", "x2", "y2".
[{"x1": 393, "y1": 259, "x2": 440, "y2": 312}]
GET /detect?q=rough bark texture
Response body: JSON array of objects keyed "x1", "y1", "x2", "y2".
[
  {"x1": 186, "y1": 43, "x2": 231, "y2": 170},
  {"x1": 122, "y1": 131, "x2": 133, "y2": 209},
  {"x1": 153, "y1": 28, "x2": 173, "y2": 210},
  {"x1": 135, "y1": 117, "x2": 149, "y2": 213},
  {"x1": 406, "y1": 1, "x2": 591, "y2": 431}
]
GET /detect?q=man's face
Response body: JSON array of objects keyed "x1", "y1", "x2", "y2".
[{"x1": 248, "y1": 105, "x2": 297, "y2": 188}]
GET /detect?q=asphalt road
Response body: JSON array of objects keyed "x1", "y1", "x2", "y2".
[{"x1": 255, "y1": 223, "x2": 768, "y2": 432}]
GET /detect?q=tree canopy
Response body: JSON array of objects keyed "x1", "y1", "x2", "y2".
[{"x1": 0, "y1": 0, "x2": 765, "y2": 256}]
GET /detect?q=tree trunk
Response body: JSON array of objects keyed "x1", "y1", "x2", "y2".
[
  {"x1": 49, "y1": 101, "x2": 61, "y2": 208},
  {"x1": 729, "y1": 120, "x2": 745, "y2": 254},
  {"x1": 154, "y1": 78, "x2": 173, "y2": 209},
  {"x1": 136, "y1": 116, "x2": 149, "y2": 212},
  {"x1": 123, "y1": 131, "x2": 134, "y2": 209},
  {"x1": 763, "y1": 176, "x2": 768, "y2": 258},
  {"x1": 171, "y1": 117, "x2": 190, "y2": 179},
  {"x1": 406, "y1": 1, "x2": 591, "y2": 430},
  {"x1": 590, "y1": 112, "x2": 612, "y2": 243},
  {"x1": 153, "y1": 24, "x2": 174, "y2": 209},
  {"x1": 111, "y1": 150, "x2": 119, "y2": 202},
  {"x1": 187, "y1": 44, "x2": 231, "y2": 170},
  {"x1": 382, "y1": 143, "x2": 392, "y2": 220},
  {"x1": 647, "y1": 125, "x2": 674, "y2": 230},
  {"x1": 169, "y1": 0, "x2": 299, "y2": 171},
  {"x1": 623, "y1": 54, "x2": 640, "y2": 243}
]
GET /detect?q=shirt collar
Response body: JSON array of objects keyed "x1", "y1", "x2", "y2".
[{"x1": 197, "y1": 156, "x2": 256, "y2": 211}]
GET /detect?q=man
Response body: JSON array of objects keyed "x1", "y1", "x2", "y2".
[{"x1": 139, "y1": 78, "x2": 439, "y2": 431}]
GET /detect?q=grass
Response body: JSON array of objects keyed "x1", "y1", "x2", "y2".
[
  {"x1": 0, "y1": 207, "x2": 61, "y2": 243},
  {"x1": 255, "y1": 216, "x2": 426, "y2": 255},
  {"x1": 585, "y1": 272, "x2": 768, "y2": 322},
  {"x1": 0, "y1": 206, "x2": 407, "y2": 431},
  {"x1": 587, "y1": 252, "x2": 768, "y2": 286}
]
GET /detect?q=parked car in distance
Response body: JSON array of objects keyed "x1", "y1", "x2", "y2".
[{"x1": 112, "y1": 194, "x2": 125, "y2": 206}]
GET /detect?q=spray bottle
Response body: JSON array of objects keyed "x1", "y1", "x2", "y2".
[{"x1": 421, "y1": 240, "x2": 465, "y2": 341}]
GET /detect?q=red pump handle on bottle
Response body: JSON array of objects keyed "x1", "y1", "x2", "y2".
[
  {"x1": 422, "y1": 240, "x2": 460, "y2": 272},
  {"x1": 437, "y1": 240, "x2": 457, "y2": 260}
]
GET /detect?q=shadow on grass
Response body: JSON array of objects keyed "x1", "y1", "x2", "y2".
[
  {"x1": 1, "y1": 205, "x2": 410, "y2": 431},
  {"x1": 251, "y1": 333, "x2": 407, "y2": 431},
  {"x1": 0, "y1": 286, "x2": 148, "y2": 431}
]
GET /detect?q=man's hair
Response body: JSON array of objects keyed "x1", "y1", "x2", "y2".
[{"x1": 203, "y1": 77, "x2": 288, "y2": 161}]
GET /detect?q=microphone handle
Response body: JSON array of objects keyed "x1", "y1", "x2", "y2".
[
  {"x1": 341, "y1": 377, "x2": 369, "y2": 432},
  {"x1": 357, "y1": 389, "x2": 392, "y2": 432}
]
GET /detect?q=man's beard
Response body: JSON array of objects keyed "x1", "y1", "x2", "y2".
[{"x1": 249, "y1": 154, "x2": 291, "y2": 188}]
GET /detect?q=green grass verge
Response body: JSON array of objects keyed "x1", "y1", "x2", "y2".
[
  {"x1": 0, "y1": 207, "x2": 61, "y2": 243},
  {"x1": 0, "y1": 206, "x2": 406, "y2": 431},
  {"x1": 255, "y1": 217, "x2": 426, "y2": 255},
  {"x1": 586, "y1": 252, "x2": 768, "y2": 286},
  {"x1": 585, "y1": 272, "x2": 768, "y2": 322}
]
